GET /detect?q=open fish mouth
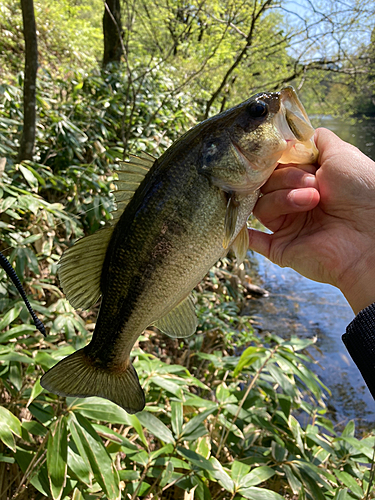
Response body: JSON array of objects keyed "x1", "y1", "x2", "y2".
[{"x1": 275, "y1": 86, "x2": 318, "y2": 165}]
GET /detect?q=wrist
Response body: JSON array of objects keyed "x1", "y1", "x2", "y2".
[{"x1": 339, "y1": 255, "x2": 375, "y2": 314}]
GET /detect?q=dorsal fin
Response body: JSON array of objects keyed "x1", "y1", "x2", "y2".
[
  {"x1": 58, "y1": 227, "x2": 114, "y2": 310},
  {"x1": 110, "y1": 153, "x2": 156, "y2": 225},
  {"x1": 58, "y1": 152, "x2": 156, "y2": 310}
]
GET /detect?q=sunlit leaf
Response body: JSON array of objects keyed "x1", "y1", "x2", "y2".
[
  {"x1": 208, "y1": 456, "x2": 234, "y2": 492},
  {"x1": 68, "y1": 413, "x2": 120, "y2": 500},
  {"x1": 137, "y1": 411, "x2": 175, "y2": 444},
  {"x1": 334, "y1": 471, "x2": 363, "y2": 498},
  {"x1": 47, "y1": 417, "x2": 68, "y2": 500},
  {"x1": 0, "y1": 421, "x2": 16, "y2": 451},
  {"x1": 171, "y1": 401, "x2": 183, "y2": 437},
  {"x1": 181, "y1": 408, "x2": 213, "y2": 438},
  {"x1": 0, "y1": 406, "x2": 22, "y2": 437},
  {"x1": 0, "y1": 306, "x2": 22, "y2": 330},
  {"x1": 239, "y1": 466, "x2": 276, "y2": 488},
  {"x1": 231, "y1": 460, "x2": 251, "y2": 487},
  {"x1": 238, "y1": 486, "x2": 284, "y2": 499}
]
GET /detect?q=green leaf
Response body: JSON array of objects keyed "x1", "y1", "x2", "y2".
[
  {"x1": 71, "y1": 488, "x2": 84, "y2": 500},
  {"x1": 0, "y1": 421, "x2": 16, "y2": 451},
  {"x1": 27, "y1": 379, "x2": 44, "y2": 407},
  {"x1": 334, "y1": 488, "x2": 348, "y2": 500},
  {"x1": 342, "y1": 420, "x2": 355, "y2": 437},
  {"x1": 15, "y1": 447, "x2": 51, "y2": 496},
  {"x1": 67, "y1": 442, "x2": 92, "y2": 486},
  {"x1": 240, "y1": 466, "x2": 276, "y2": 488},
  {"x1": 334, "y1": 471, "x2": 363, "y2": 498},
  {"x1": 282, "y1": 464, "x2": 302, "y2": 495},
  {"x1": 231, "y1": 460, "x2": 251, "y2": 487},
  {"x1": 28, "y1": 402, "x2": 54, "y2": 424},
  {"x1": 47, "y1": 417, "x2": 68, "y2": 500},
  {"x1": 177, "y1": 446, "x2": 214, "y2": 471},
  {"x1": 234, "y1": 346, "x2": 265, "y2": 377},
  {"x1": 0, "y1": 306, "x2": 22, "y2": 330},
  {"x1": 194, "y1": 435, "x2": 211, "y2": 460},
  {"x1": 126, "y1": 414, "x2": 148, "y2": 448},
  {"x1": 288, "y1": 416, "x2": 305, "y2": 454},
  {"x1": 0, "y1": 406, "x2": 22, "y2": 437},
  {"x1": 291, "y1": 462, "x2": 327, "y2": 500},
  {"x1": 216, "y1": 382, "x2": 236, "y2": 404},
  {"x1": 119, "y1": 469, "x2": 140, "y2": 481},
  {"x1": 0, "y1": 324, "x2": 36, "y2": 343},
  {"x1": 160, "y1": 460, "x2": 174, "y2": 488},
  {"x1": 171, "y1": 401, "x2": 183, "y2": 437},
  {"x1": 181, "y1": 408, "x2": 213, "y2": 438},
  {"x1": 137, "y1": 411, "x2": 175, "y2": 444},
  {"x1": 67, "y1": 397, "x2": 131, "y2": 425},
  {"x1": 238, "y1": 486, "x2": 284, "y2": 499},
  {"x1": 271, "y1": 441, "x2": 287, "y2": 462},
  {"x1": 150, "y1": 443, "x2": 174, "y2": 461},
  {"x1": 218, "y1": 414, "x2": 244, "y2": 439},
  {"x1": 22, "y1": 420, "x2": 47, "y2": 437},
  {"x1": 19, "y1": 164, "x2": 38, "y2": 191},
  {"x1": 68, "y1": 413, "x2": 120, "y2": 500},
  {"x1": 338, "y1": 436, "x2": 374, "y2": 460},
  {"x1": 209, "y1": 456, "x2": 234, "y2": 492},
  {"x1": 268, "y1": 364, "x2": 295, "y2": 396},
  {"x1": 151, "y1": 376, "x2": 183, "y2": 397}
]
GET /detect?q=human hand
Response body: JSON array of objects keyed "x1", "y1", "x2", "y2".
[{"x1": 249, "y1": 127, "x2": 375, "y2": 314}]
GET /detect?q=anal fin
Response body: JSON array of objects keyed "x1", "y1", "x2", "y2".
[
  {"x1": 40, "y1": 349, "x2": 145, "y2": 414},
  {"x1": 153, "y1": 294, "x2": 198, "y2": 338}
]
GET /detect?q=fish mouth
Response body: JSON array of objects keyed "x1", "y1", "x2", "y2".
[{"x1": 275, "y1": 86, "x2": 318, "y2": 165}]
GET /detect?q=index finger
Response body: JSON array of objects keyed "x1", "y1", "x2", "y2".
[{"x1": 262, "y1": 165, "x2": 318, "y2": 195}]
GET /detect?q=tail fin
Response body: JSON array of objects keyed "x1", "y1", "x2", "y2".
[{"x1": 40, "y1": 349, "x2": 145, "y2": 414}]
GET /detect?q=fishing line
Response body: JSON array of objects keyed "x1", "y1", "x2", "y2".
[
  {"x1": 0, "y1": 199, "x2": 111, "y2": 335},
  {"x1": 0, "y1": 250, "x2": 46, "y2": 336}
]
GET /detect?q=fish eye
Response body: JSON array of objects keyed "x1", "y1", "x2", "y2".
[{"x1": 248, "y1": 100, "x2": 268, "y2": 118}]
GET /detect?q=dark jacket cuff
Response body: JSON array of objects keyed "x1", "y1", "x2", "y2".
[{"x1": 342, "y1": 303, "x2": 375, "y2": 400}]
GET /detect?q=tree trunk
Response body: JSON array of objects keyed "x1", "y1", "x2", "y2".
[
  {"x1": 103, "y1": 0, "x2": 123, "y2": 67},
  {"x1": 17, "y1": 0, "x2": 38, "y2": 162}
]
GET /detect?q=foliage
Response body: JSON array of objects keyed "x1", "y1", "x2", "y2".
[
  {"x1": 0, "y1": 277, "x2": 374, "y2": 499},
  {"x1": 1, "y1": 0, "x2": 375, "y2": 498},
  {"x1": 0, "y1": 0, "x2": 103, "y2": 77}
]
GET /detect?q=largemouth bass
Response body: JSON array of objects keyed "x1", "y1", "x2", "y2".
[{"x1": 41, "y1": 87, "x2": 318, "y2": 413}]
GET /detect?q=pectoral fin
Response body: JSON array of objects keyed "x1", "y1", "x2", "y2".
[
  {"x1": 223, "y1": 194, "x2": 239, "y2": 249},
  {"x1": 153, "y1": 294, "x2": 198, "y2": 338},
  {"x1": 230, "y1": 224, "x2": 249, "y2": 264}
]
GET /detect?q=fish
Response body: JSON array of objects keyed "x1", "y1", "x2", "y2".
[{"x1": 40, "y1": 86, "x2": 318, "y2": 413}]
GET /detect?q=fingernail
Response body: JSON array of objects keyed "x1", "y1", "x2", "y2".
[
  {"x1": 290, "y1": 189, "x2": 314, "y2": 206},
  {"x1": 302, "y1": 174, "x2": 317, "y2": 188}
]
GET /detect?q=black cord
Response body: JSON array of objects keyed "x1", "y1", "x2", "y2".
[{"x1": 0, "y1": 251, "x2": 46, "y2": 336}]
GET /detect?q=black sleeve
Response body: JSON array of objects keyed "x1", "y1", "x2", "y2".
[{"x1": 342, "y1": 303, "x2": 375, "y2": 400}]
